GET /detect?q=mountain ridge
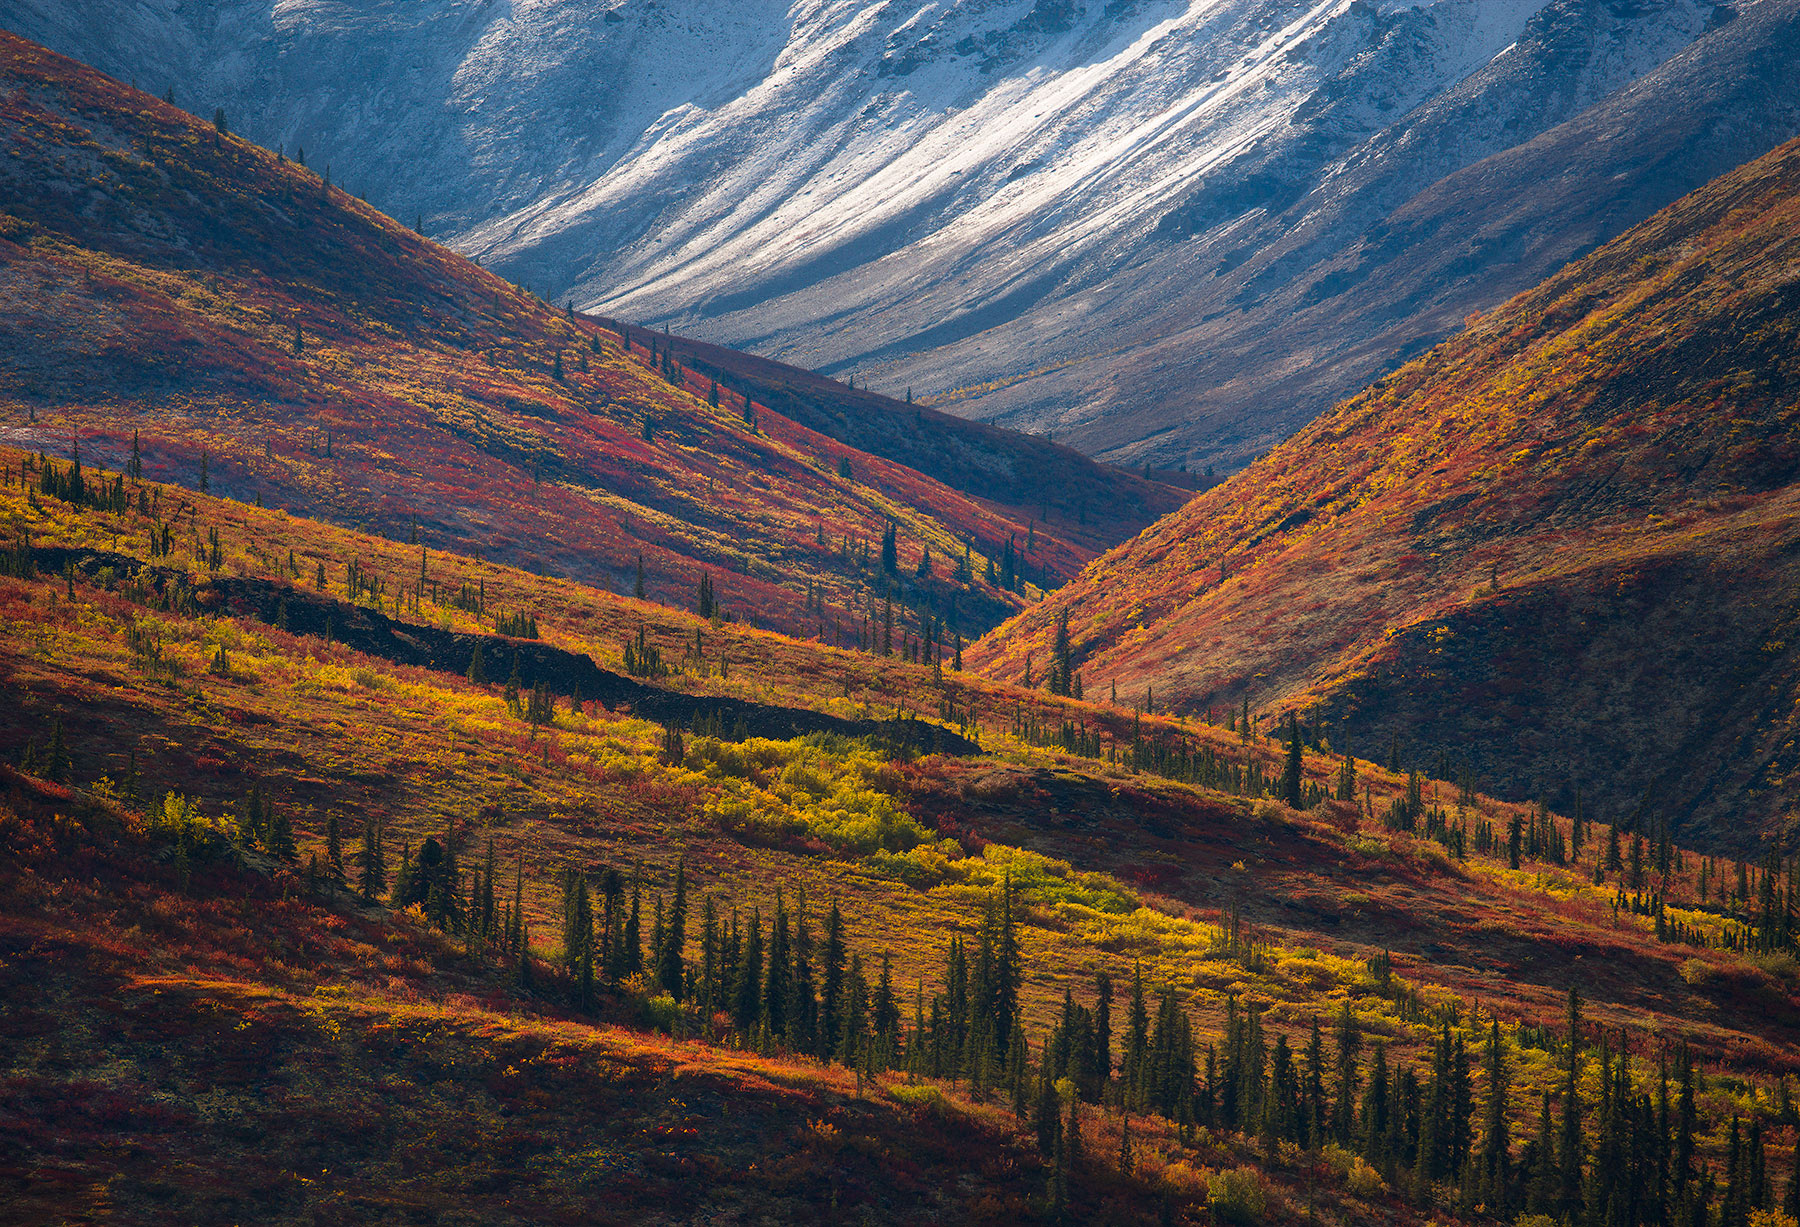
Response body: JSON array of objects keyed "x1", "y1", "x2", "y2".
[{"x1": 11, "y1": 0, "x2": 1795, "y2": 468}]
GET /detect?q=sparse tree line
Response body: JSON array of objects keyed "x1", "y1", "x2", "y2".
[{"x1": 1007, "y1": 688, "x2": 1800, "y2": 961}]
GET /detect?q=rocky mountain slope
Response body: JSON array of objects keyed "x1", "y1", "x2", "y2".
[
  {"x1": 969, "y1": 130, "x2": 1800, "y2": 853},
  {"x1": 7, "y1": 0, "x2": 1797, "y2": 469}
]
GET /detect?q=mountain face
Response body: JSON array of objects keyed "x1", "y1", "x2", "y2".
[
  {"x1": 968, "y1": 132, "x2": 1800, "y2": 854},
  {"x1": 0, "y1": 34, "x2": 1173, "y2": 639},
  {"x1": 9, "y1": 0, "x2": 1797, "y2": 471}
]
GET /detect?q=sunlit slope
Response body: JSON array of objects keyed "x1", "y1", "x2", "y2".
[{"x1": 971, "y1": 132, "x2": 1800, "y2": 853}]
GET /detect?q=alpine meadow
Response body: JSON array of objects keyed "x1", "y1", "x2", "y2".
[{"x1": 5, "y1": 5, "x2": 1800, "y2": 1226}]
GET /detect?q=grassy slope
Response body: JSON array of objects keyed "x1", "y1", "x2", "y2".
[
  {"x1": 0, "y1": 32, "x2": 1160, "y2": 642},
  {"x1": 5, "y1": 454, "x2": 1800, "y2": 1221},
  {"x1": 968, "y1": 133, "x2": 1800, "y2": 853},
  {"x1": 630, "y1": 324, "x2": 1195, "y2": 559}
]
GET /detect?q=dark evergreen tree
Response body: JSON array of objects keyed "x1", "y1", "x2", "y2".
[
  {"x1": 820, "y1": 900, "x2": 846, "y2": 1060},
  {"x1": 1558, "y1": 987, "x2": 1585, "y2": 1219},
  {"x1": 1049, "y1": 609, "x2": 1075, "y2": 697},
  {"x1": 1334, "y1": 1000, "x2": 1362, "y2": 1145},
  {"x1": 324, "y1": 813, "x2": 345, "y2": 885},
  {"x1": 268, "y1": 802, "x2": 297, "y2": 862},
  {"x1": 764, "y1": 890, "x2": 791, "y2": 1040},
  {"x1": 656, "y1": 860, "x2": 687, "y2": 998},
  {"x1": 731, "y1": 908, "x2": 763, "y2": 1034},
  {"x1": 1282, "y1": 712, "x2": 1304, "y2": 809},
  {"x1": 623, "y1": 869, "x2": 644, "y2": 976},
  {"x1": 1034, "y1": 1068, "x2": 1062, "y2": 1157}
]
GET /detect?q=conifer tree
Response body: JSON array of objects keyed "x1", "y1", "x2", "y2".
[
  {"x1": 1558, "y1": 987, "x2": 1585, "y2": 1217},
  {"x1": 872, "y1": 953, "x2": 900, "y2": 1062},
  {"x1": 269, "y1": 803, "x2": 297, "y2": 862},
  {"x1": 764, "y1": 890, "x2": 791, "y2": 1040},
  {"x1": 656, "y1": 860, "x2": 687, "y2": 998},
  {"x1": 1124, "y1": 964, "x2": 1149, "y2": 1109},
  {"x1": 1334, "y1": 1001, "x2": 1362, "y2": 1144},
  {"x1": 1302, "y1": 1015, "x2": 1326, "y2": 1149},
  {"x1": 1282, "y1": 712, "x2": 1304, "y2": 809},
  {"x1": 698, "y1": 896, "x2": 720, "y2": 1015},
  {"x1": 324, "y1": 813, "x2": 346, "y2": 885},
  {"x1": 1049, "y1": 609, "x2": 1074, "y2": 697},
  {"x1": 731, "y1": 908, "x2": 762, "y2": 1034},
  {"x1": 820, "y1": 900, "x2": 846, "y2": 1060},
  {"x1": 1527, "y1": 1090, "x2": 1558, "y2": 1214},
  {"x1": 1034, "y1": 1068, "x2": 1062, "y2": 1157},
  {"x1": 477, "y1": 837, "x2": 497, "y2": 943},
  {"x1": 623, "y1": 869, "x2": 644, "y2": 976},
  {"x1": 1009, "y1": 1023, "x2": 1030, "y2": 1120},
  {"x1": 840, "y1": 952, "x2": 869, "y2": 1065},
  {"x1": 43, "y1": 718, "x2": 69, "y2": 783},
  {"x1": 1361, "y1": 1040, "x2": 1390, "y2": 1169}
]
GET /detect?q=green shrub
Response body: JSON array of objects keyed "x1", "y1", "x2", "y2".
[{"x1": 1207, "y1": 1165, "x2": 1266, "y2": 1224}]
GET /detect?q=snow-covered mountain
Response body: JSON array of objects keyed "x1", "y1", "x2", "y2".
[{"x1": 7, "y1": 0, "x2": 1798, "y2": 468}]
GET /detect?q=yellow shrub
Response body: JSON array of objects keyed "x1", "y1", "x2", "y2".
[{"x1": 1207, "y1": 1166, "x2": 1266, "y2": 1224}]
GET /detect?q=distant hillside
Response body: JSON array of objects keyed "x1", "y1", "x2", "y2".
[
  {"x1": 0, "y1": 34, "x2": 1163, "y2": 640},
  {"x1": 970, "y1": 132, "x2": 1800, "y2": 854},
  {"x1": 612, "y1": 325, "x2": 1193, "y2": 559}
]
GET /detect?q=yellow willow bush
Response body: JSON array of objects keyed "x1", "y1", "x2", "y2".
[{"x1": 693, "y1": 736, "x2": 933, "y2": 855}]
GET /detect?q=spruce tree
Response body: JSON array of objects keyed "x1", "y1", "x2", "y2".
[
  {"x1": 44, "y1": 718, "x2": 69, "y2": 782},
  {"x1": 1124, "y1": 964, "x2": 1150, "y2": 1110},
  {"x1": 1282, "y1": 712, "x2": 1304, "y2": 809},
  {"x1": 624, "y1": 870, "x2": 644, "y2": 976},
  {"x1": 324, "y1": 813, "x2": 345, "y2": 885},
  {"x1": 1034, "y1": 1069, "x2": 1062, "y2": 1156},
  {"x1": 764, "y1": 889, "x2": 791, "y2": 1040},
  {"x1": 1334, "y1": 1000, "x2": 1362, "y2": 1145},
  {"x1": 1049, "y1": 609, "x2": 1074, "y2": 697},
  {"x1": 269, "y1": 803, "x2": 297, "y2": 862},
  {"x1": 840, "y1": 952, "x2": 868, "y2": 1065},
  {"x1": 698, "y1": 896, "x2": 719, "y2": 1015},
  {"x1": 820, "y1": 900, "x2": 846, "y2": 1060},
  {"x1": 731, "y1": 909, "x2": 762, "y2": 1034},
  {"x1": 656, "y1": 860, "x2": 687, "y2": 998},
  {"x1": 1361, "y1": 1041, "x2": 1390, "y2": 1170},
  {"x1": 1558, "y1": 987, "x2": 1584, "y2": 1218},
  {"x1": 872, "y1": 953, "x2": 899, "y2": 1060}
]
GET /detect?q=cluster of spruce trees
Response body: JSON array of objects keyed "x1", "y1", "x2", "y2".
[{"x1": 394, "y1": 839, "x2": 1797, "y2": 1226}]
